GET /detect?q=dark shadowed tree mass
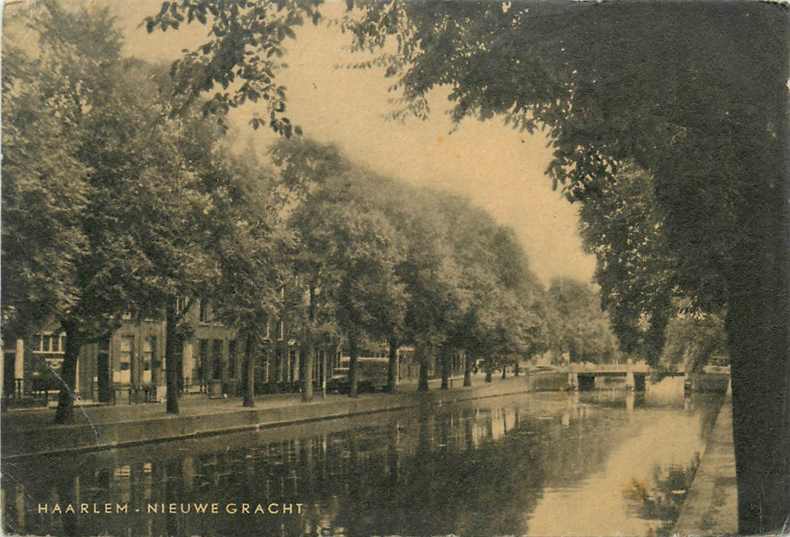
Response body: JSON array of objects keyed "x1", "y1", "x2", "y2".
[
  {"x1": 660, "y1": 314, "x2": 729, "y2": 374},
  {"x1": 4, "y1": 2, "x2": 223, "y2": 422}
]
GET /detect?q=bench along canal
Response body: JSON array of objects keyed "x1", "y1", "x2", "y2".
[{"x1": 2, "y1": 377, "x2": 723, "y2": 537}]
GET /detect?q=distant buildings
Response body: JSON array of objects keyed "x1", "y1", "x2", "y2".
[
  {"x1": 2, "y1": 302, "x2": 476, "y2": 407},
  {"x1": 1, "y1": 299, "x2": 341, "y2": 406}
]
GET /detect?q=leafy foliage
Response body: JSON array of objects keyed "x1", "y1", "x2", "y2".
[
  {"x1": 578, "y1": 164, "x2": 676, "y2": 364},
  {"x1": 1, "y1": 46, "x2": 91, "y2": 337},
  {"x1": 547, "y1": 278, "x2": 619, "y2": 365},
  {"x1": 343, "y1": 4, "x2": 789, "y2": 528},
  {"x1": 144, "y1": 0, "x2": 783, "y2": 364},
  {"x1": 3, "y1": 1, "x2": 230, "y2": 420},
  {"x1": 143, "y1": 0, "x2": 324, "y2": 135},
  {"x1": 204, "y1": 150, "x2": 288, "y2": 335},
  {"x1": 660, "y1": 314, "x2": 729, "y2": 373},
  {"x1": 342, "y1": 3, "x2": 786, "y2": 374},
  {"x1": 270, "y1": 138, "x2": 552, "y2": 383}
]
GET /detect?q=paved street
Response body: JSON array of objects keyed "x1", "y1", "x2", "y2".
[
  {"x1": 2, "y1": 375, "x2": 474, "y2": 432},
  {"x1": 674, "y1": 390, "x2": 738, "y2": 535}
]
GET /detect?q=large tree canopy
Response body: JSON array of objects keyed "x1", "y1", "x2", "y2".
[
  {"x1": 578, "y1": 164, "x2": 676, "y2": 364},
  {"x1": 3, "y1": 1, "x2": 232, "y2": 421},
  {"x1": 546, "y1": 278, "x2": 619, "y2": 365},
  {"x1": 145, "y1": 0, "x2": 784, "y2": 353},
  {"x1": 269, "y1": 137, "x2": 552, "y2": 392},
  {"x1": 661, "y1": 314, "x2": 729, "y2": 374},
  {"x1": 145, "y1": 2, "x2": 788, "y2": 531},
  {"x1": 343, "y1": 1, "x2": 786, "y2": 310}
]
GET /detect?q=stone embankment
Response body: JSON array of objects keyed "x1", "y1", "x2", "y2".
[
  {"x1": 2, "y1": 372, "x2": 568, "y2": 459},
  {"x1": 674, "y1": 386, "x2": 737, "y2": 536}
]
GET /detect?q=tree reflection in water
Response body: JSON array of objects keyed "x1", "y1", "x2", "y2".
[
  {"x1": 623, "y1": 453, "x2": 702, "y2": 537},
  {"x1": 2, "y1": 390, "x2": 721, "y2": 537}
]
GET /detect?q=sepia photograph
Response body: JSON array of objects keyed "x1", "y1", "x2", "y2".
[{"x1": 1, "y1": 1, "x2": 788, "y2": 536}]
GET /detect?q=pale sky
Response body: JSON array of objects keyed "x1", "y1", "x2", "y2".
[{"x1": 4, "y1": 0, "x2": 597, "y2": 286}]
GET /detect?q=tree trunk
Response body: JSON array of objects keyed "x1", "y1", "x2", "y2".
[
  {"x1": 485, "y1": 359, "x2": 492, "y2": 383},
  {"x1": 501, "y1": 361, "x2": 507, "y2": 380},
  {"x1": 726, "y1": 217, "x2": 789, "y2": 533},
  {"x1": 243, "y1": 333, "x2": 256, "y2": 407},
  {"x1": 54, "y1": 320, "x2": 81, "y2": 424},
  {"x1": 302, "y1": 286, "x2": 317, "y2": 402},
  {"x1": 464, "y1": 354, "x2": 473, "y2": 387},
  {"x1": 165, "y1": 301, "x2": 180, "y2": 415},
  {"x1": 240, "y1": 345, "x2": 249, "y2": 398},
  {"x1": 718, "y1": 73, "x2": 789, "y2": 532},
  {"x1": 417, "y1": 344, "x2": 430, "y2": 392},
  {"x1": 440, "y1": 347, "x2": 450, "y2": 390},
  {"x1": 301, "y1": 344, "x2": 314, "y2": 402},
  {"x1": 728, "y1": 292, "x2": 789, "y2": 533},
  {"x1": 514, "y1": 360, "x2": 520, "y2": 377},
  {"x1": 321, "y1": 346, "x2": 328, "y2": 398},
  {"x1": 387, "y1": 336, "x2": 399, "y2": 393},
  {"x1": 348, "y1": 332, "x2": 360, "y2": 398}
]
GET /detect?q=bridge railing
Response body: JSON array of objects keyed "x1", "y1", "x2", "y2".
[{"x1": 567, "y1": 363, "x2": 651, "y2": 373}]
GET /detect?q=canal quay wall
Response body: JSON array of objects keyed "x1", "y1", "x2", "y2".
[
  {"x1": 2, "y1": 372, "x2": 569, "y2": 460},
  {"x1": 674, "y1": 387, "x2": 737, "y2": 536},
  {"x1": 685, "y1": 372, "x2": 729, "y2": 393}
]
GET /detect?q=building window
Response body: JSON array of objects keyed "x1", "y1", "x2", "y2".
[
  {"x1": 278, "y1": 320, "x2": 285, "y2": 340},
  {"x1": 199, "y1": 300, "x2": 210, "y2": 323},
  {"x1": 173, "y1": 336, "x2": 184, "y2": 390},
  {"x1": 275, "y1": 349, "x2": 284, "y2": 382},
  {"x1": 117, "y1": 336, "x2": 133, "y2": 385},
  {"x1": 143, "y1": 337, "x2": 156, "y2": 384},
  {"x1": 32, "y1": 333, "x2": 66, "y2": 354},
  {"x1": 199, "y1": 340, "x2": 209, "y2": 384},
  {"x1": 262, "y1": 350, "x2": 270, "y2": 383},
  {"x1": 212, "y1": 340, "x2": 223, "y2": 380},
  {"x1": 175, "y1": 297, "x2": 188, "y2": 315},
  {"x1": 289, "y1": 350, "x2": 297, "y2": 383},
  {"x1": 228, "y1": 340, "x2": 237, "y2": 379},
  {"x1": 265, "y1": 321, "x2": 271, "y2": 340},
  {"x1": 97, "y1": 337, "x2": 111, "y2": 398}
]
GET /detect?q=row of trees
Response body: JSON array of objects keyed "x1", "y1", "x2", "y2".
[
  {"x1": 334, "y1": 3, "x2": 786, "y2": 532},
  {"x1": 142, "y1": 1, "x2": 785, "y2": 530},
  {"x1": 2, "y1": 2, "x2": 623, "y2": 426},
  {"x1": 2, "y1": 2, "x2": 290, "y2": 420}
]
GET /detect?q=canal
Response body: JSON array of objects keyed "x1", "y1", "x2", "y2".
[{"x1": 2, "y1": 378, "x2": 723, "y2": 537}]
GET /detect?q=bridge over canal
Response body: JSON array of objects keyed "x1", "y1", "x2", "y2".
[{"x1": 565, "y1": 363, "x2": 654, "y2": 391}]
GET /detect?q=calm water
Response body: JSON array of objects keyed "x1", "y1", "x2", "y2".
[{"x1": 2, "y1": 378, "x2": 723, "y2": 537}]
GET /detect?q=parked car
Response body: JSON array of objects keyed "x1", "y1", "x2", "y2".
[{"x1": 528, "y1": 364, "x2": 561, "y2": 373}]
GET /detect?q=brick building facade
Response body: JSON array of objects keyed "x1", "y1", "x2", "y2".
[{"x1": 1, "y1": 299, "x2": 342, "y2": 406}]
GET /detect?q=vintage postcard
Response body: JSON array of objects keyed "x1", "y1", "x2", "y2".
[{"x1": 2, "y1": 1, "x2": 787, "y2": 536}]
